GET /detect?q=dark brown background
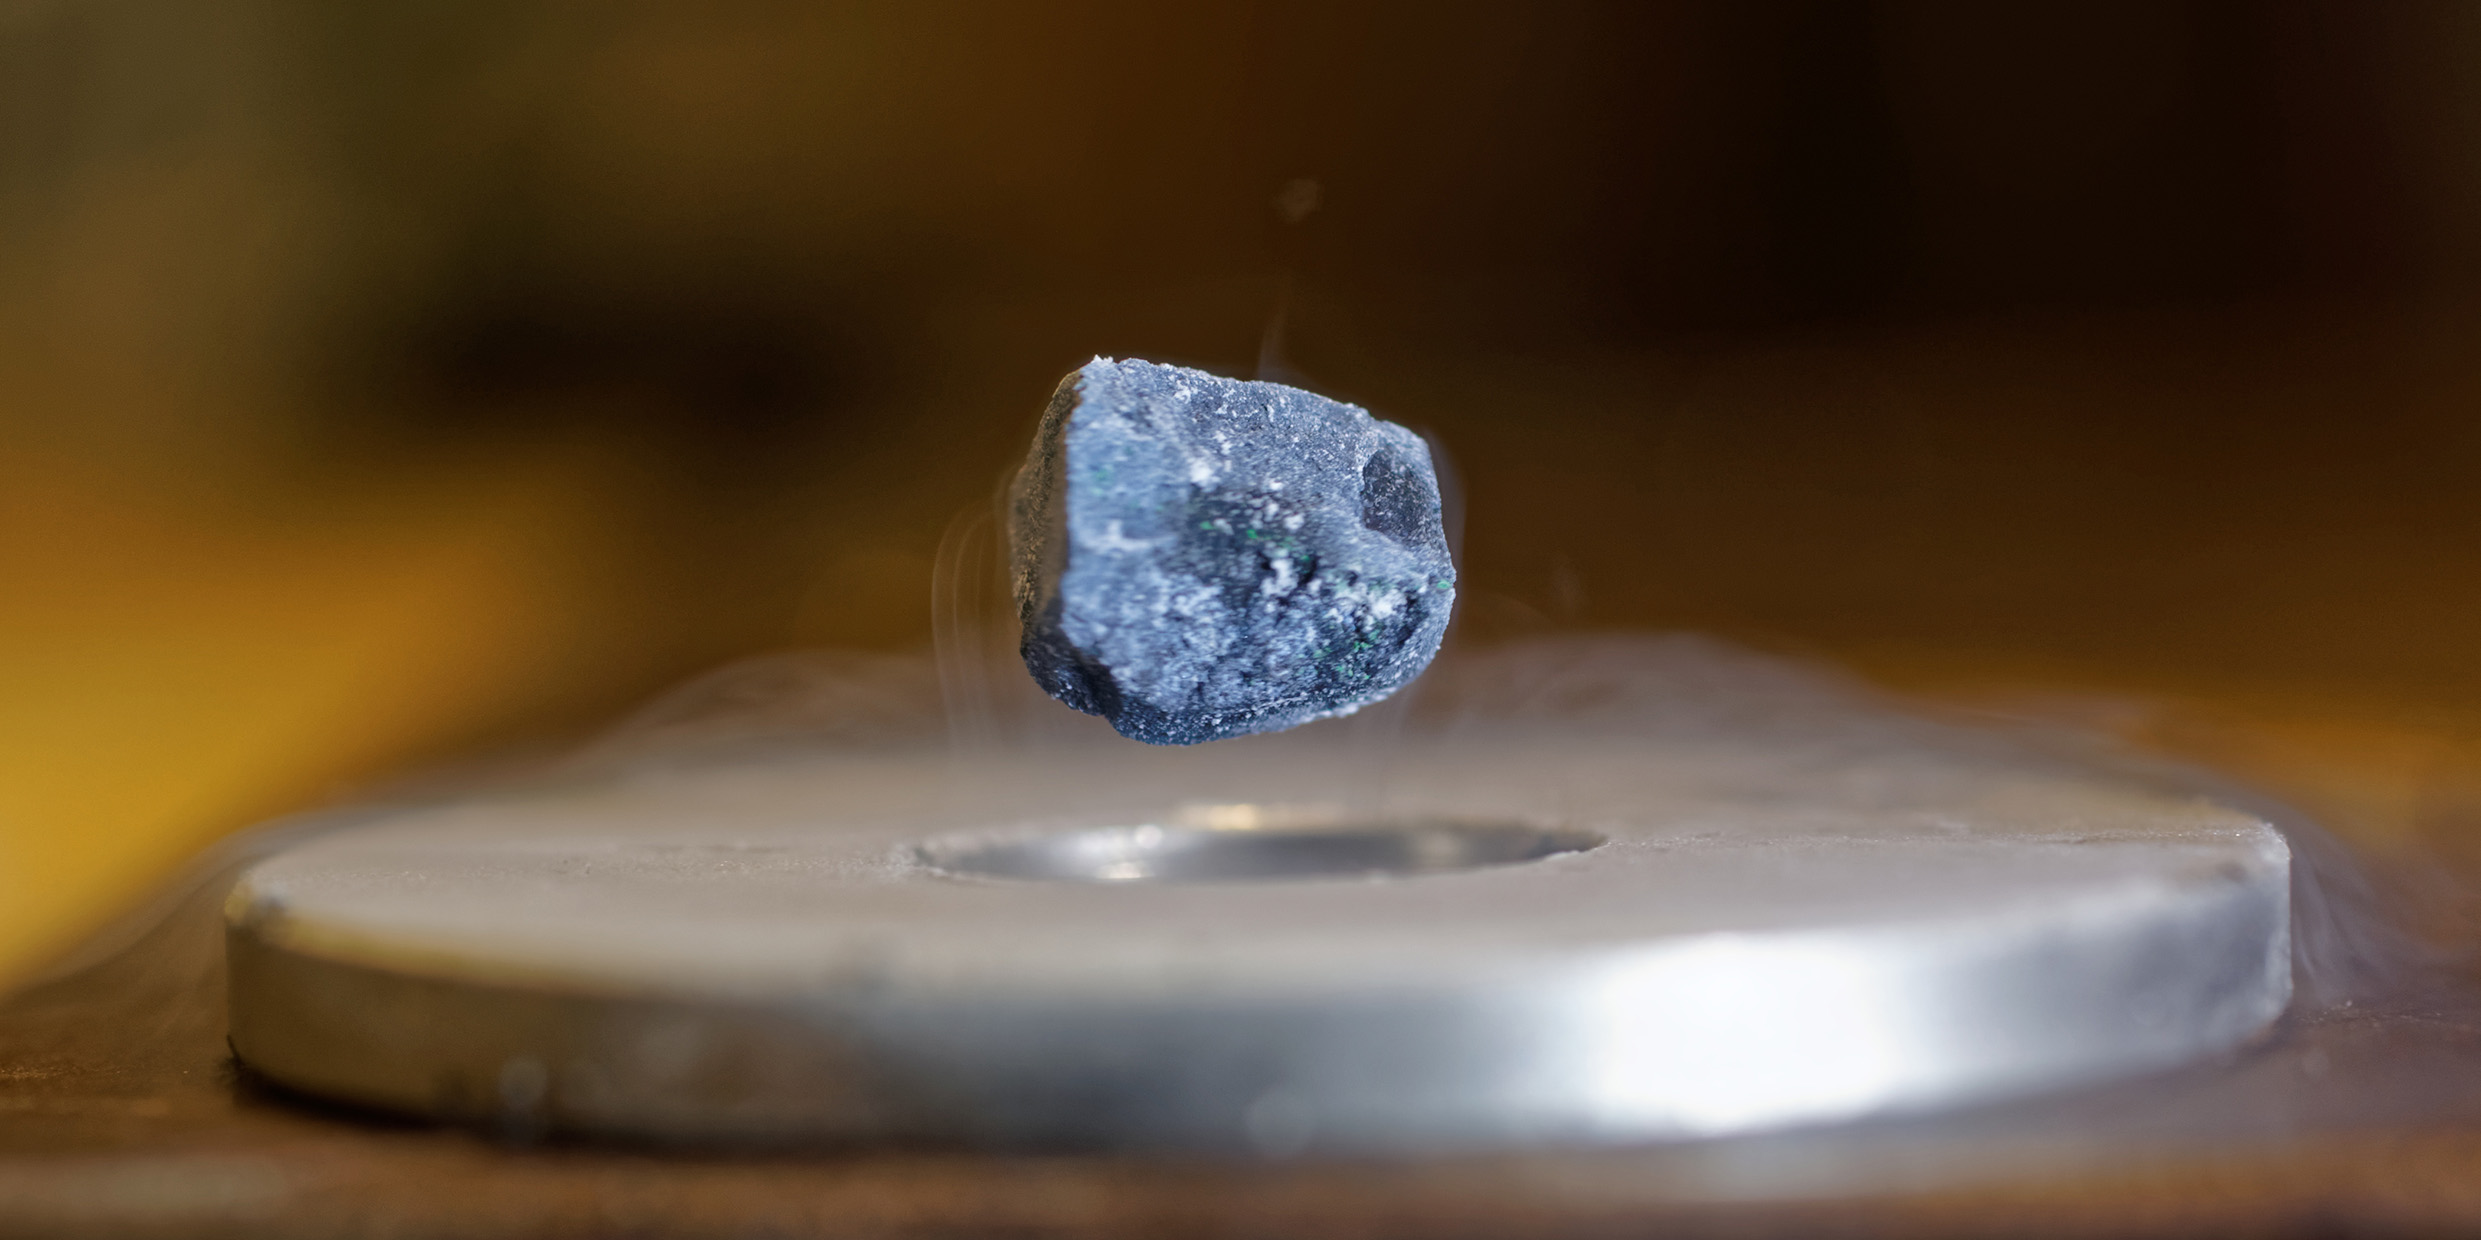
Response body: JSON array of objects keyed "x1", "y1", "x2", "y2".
[{"x1": 59, "y1": 5, "x2": 2481, "y2": 665}]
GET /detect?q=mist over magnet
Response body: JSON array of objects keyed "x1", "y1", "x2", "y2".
[{"x1": 1008, "y1": 358, "x2": 1456, "y2": 744}]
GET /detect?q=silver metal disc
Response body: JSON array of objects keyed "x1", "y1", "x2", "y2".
[{"x1": 226, "y1": 722, "x2": 2291, "y2": 1154}]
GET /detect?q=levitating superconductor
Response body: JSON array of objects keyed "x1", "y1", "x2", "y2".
[{"x1": 1008, "y1": 358, "x2": 1456, "y2": 744}]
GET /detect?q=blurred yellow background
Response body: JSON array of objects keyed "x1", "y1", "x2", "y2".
[{"x1": 12, "y1": 1, "x2": 2481, "y2": 981}]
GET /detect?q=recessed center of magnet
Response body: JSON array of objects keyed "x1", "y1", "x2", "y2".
[{"x1": 917, "y1": 818, "x2": 1605, "y2": 884}]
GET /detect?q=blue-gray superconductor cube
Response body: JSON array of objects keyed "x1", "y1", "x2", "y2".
[{"x1": 1009, "y1": 358, "x2": 1456, "y2": 744}]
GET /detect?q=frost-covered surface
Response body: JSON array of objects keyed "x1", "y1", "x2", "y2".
[{"x1": 1009, "y1": 358, "x2": 1455, "y2": 744}]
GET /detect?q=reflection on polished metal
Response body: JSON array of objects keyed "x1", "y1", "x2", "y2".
[
  {"x1": 918, "y1": 819, "x2": 1605, "y2": 884},
  {"x1": 225, "y1": 731, "x2": 2293, "y2": 1154}
]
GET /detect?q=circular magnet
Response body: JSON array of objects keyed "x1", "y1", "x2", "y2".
[{"x1": 226, "y1": 718, "x2": 2291, "y2": 1154}]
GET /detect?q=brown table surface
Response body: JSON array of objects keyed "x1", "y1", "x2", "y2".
[{"x1": 7, "y1": 675, "x2": 2481, "y2": 1240}]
